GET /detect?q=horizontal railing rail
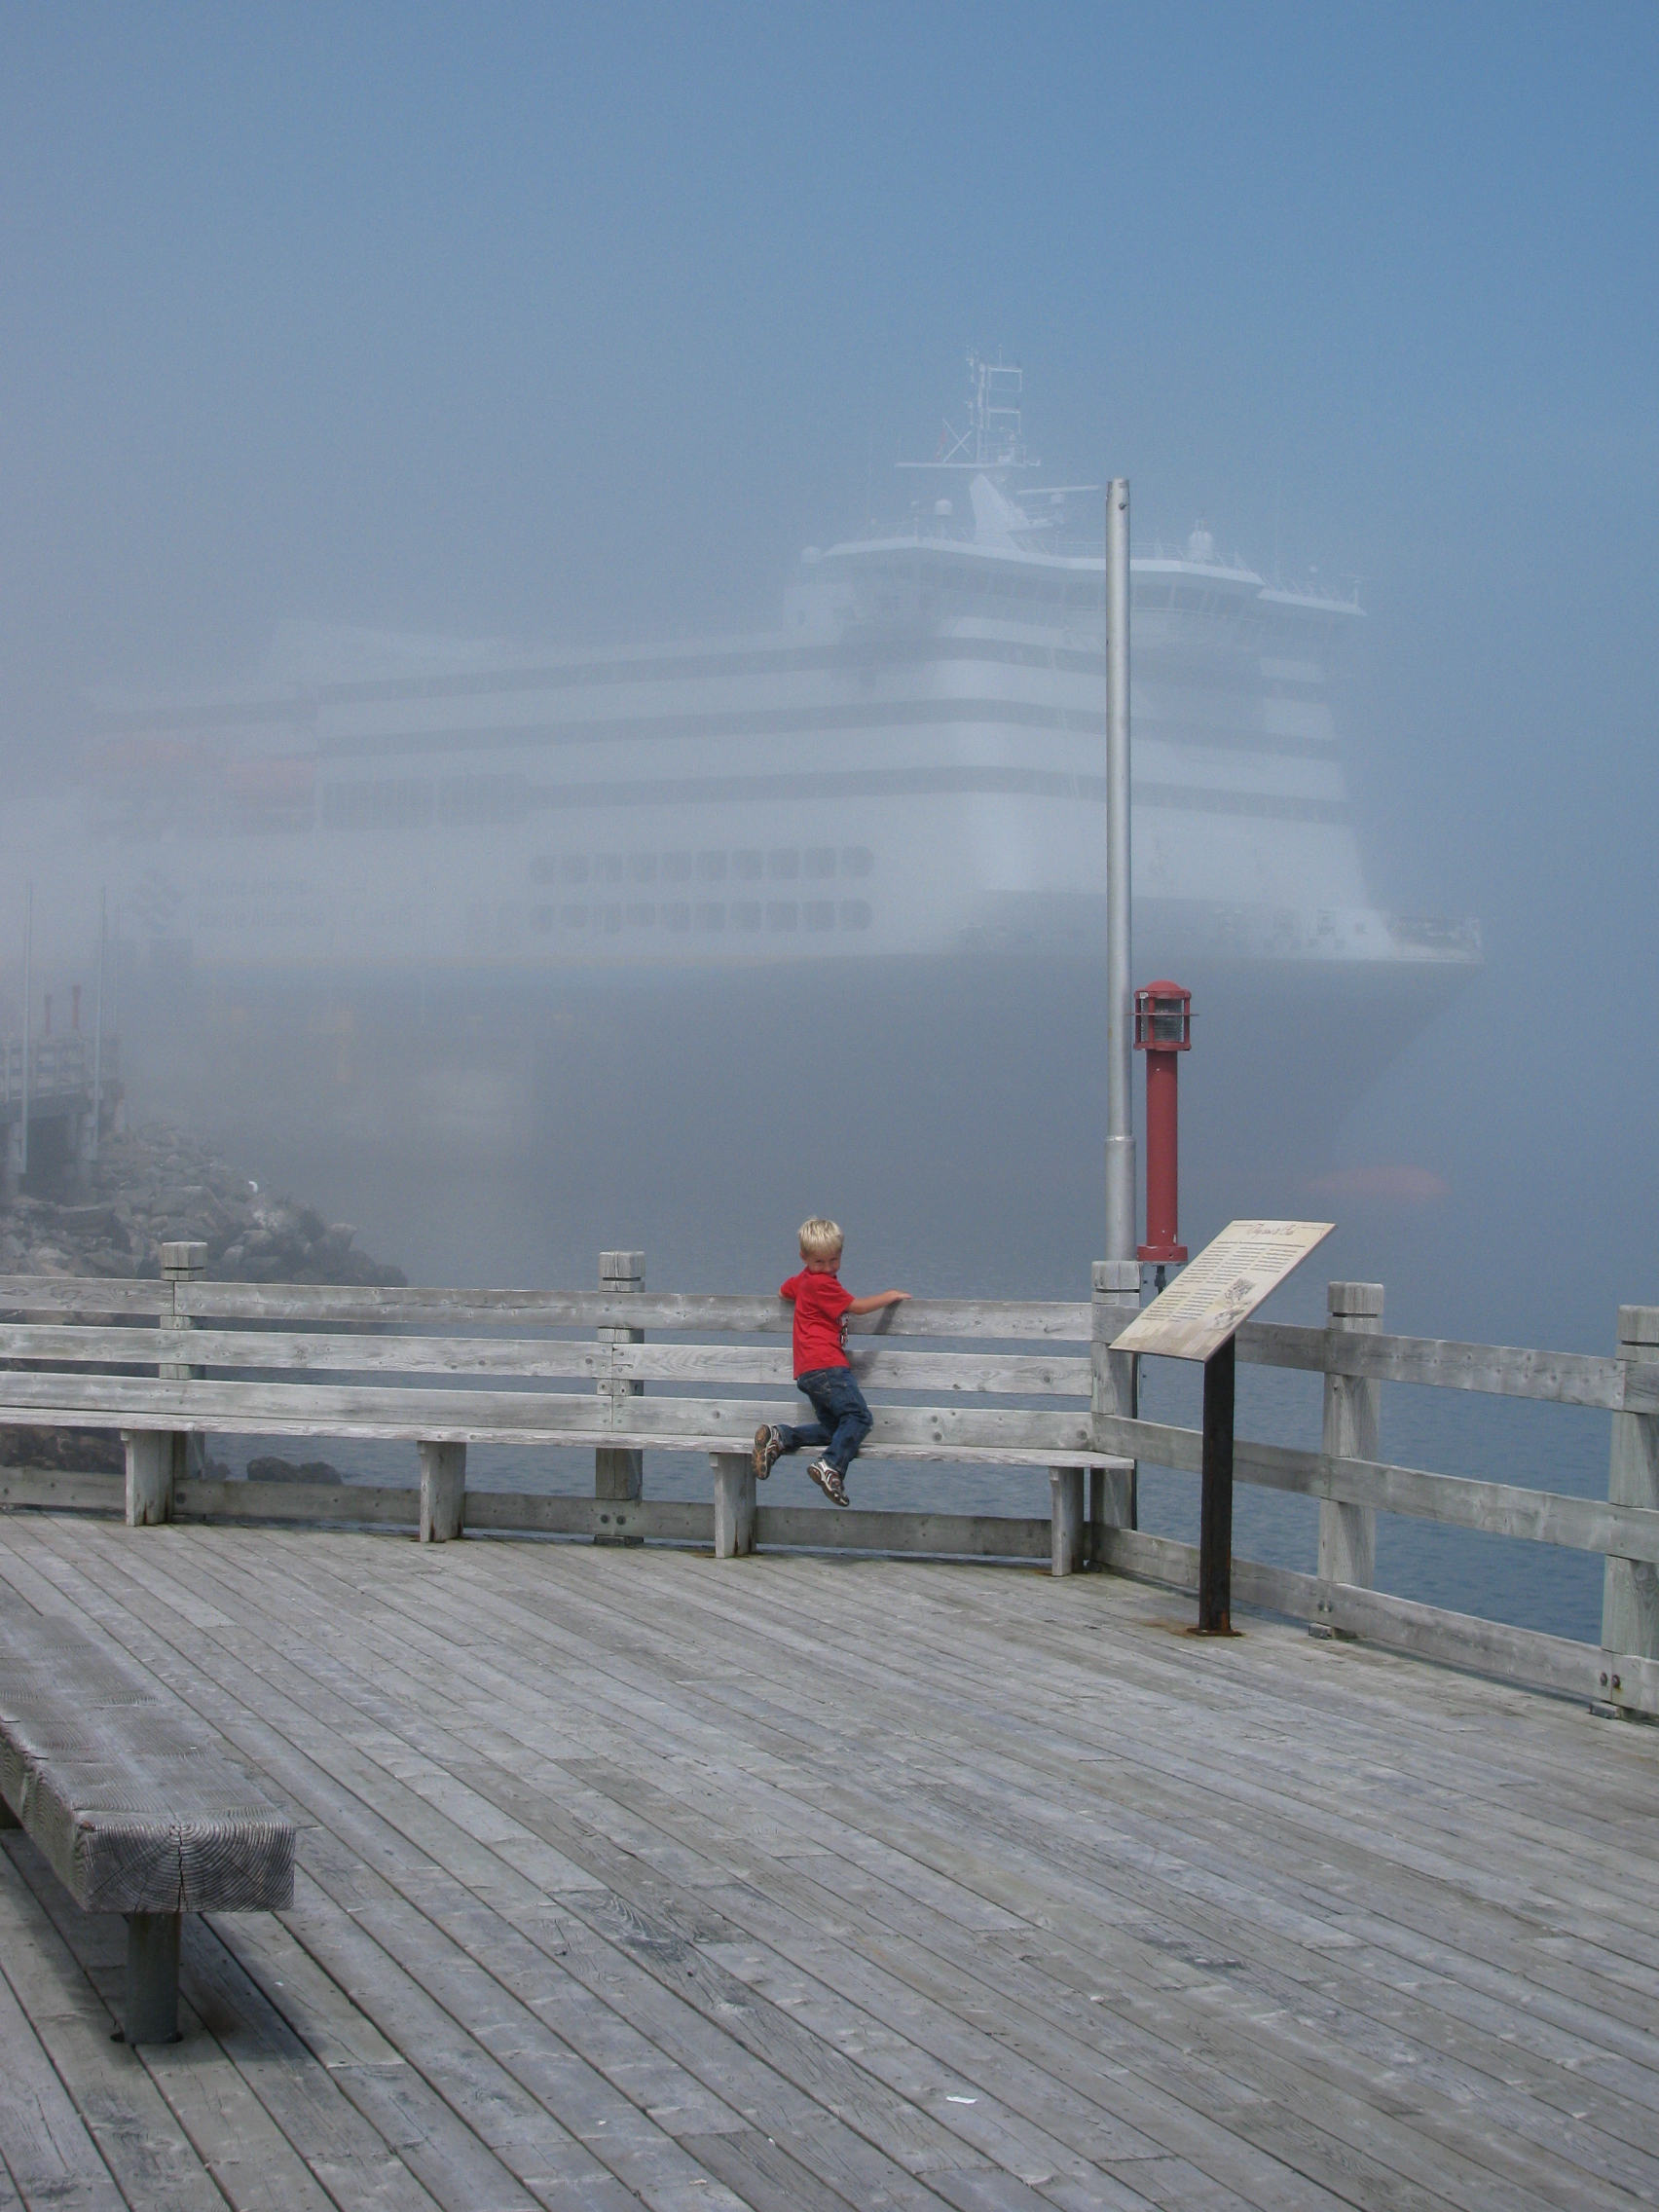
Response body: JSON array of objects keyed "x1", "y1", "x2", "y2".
[
  {"x1": 1236, "y1": 1319, "x2": 1658, "y2": 1412},
  {"x1": 1093, "y1": 1413, "x2": 1659, "y2": 1563},
  {"x1": 0, "y1": 1322, "x2": 1091, "y2": 1394}
]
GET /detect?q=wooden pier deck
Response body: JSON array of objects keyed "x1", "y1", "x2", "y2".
[{"x1": 0, "y1": 1516, "x2": 1655, "y2": 2212}]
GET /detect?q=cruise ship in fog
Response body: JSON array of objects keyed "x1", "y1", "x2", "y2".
[{"x1": 78, "y1": 359, "x2": 1477, "y2": 1031}]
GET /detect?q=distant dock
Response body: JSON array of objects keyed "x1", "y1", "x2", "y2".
[
  {"x1": 2, "y1": 1514, "x2": 1655, "y2": 2210},
  {"x1": 1, "y1": 1031, "x2": 123, "y2": 1194}
]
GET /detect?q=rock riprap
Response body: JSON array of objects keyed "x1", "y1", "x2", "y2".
[{"x1": 0, "y1": 1123, "x2": 406, "y2": 1285}]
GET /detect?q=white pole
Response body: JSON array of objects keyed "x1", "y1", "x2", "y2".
[
  {"x1": 20, "y1": 882, "x2": 31, "y2": 1179},
  {"x1": 1104, "y1": 479, "x2": 1135, "y2": 1263},
  {"x1": 92, "y1": 889, "x2": 106, "y2": 1161}
]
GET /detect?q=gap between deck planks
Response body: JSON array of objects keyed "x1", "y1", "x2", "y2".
[{"x1": 3, "y1": 1522, "x2": 1659, "y2": 2212}]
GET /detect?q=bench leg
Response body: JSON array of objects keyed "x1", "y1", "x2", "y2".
[
  {"x1": 1051, "y1": 1467, "x2": 1085, "y2": 1577},
  {"x1": 712, "y1": 1453, "x2": 755, "y2": 1559},
  {"x1": 1088, "y1": 1461, "x2": 1136, "y2": 1567},
  {"x1": 419, "y1": 1442, "x2": 465, "y2": 1543},
  {"x1": 124, "y1": 1431, "x2": 173, "y2": 1527},
  {"x1": 123, "y1": 1912, "x2": 180, "y2": 2044},
  {"x1": 595, "y1": 1449, "x2": 645, "y2": 1545}
]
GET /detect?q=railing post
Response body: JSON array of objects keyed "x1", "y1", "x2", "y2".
[
  {"x1": 419, "y1": 1441, "x2": 466, "y2": 1543},
  {"x1": 712, "y1": 1453, "x2": 755, "y2": 1559},
  {"x1": 1316, "y1": 1281, "x2": 1383, "y2": 1631},
  {"x1": 1601, "y1": 1304, "x2": 1659, "y2": 1709},
  {"x1": 1088, "y1": 1260, "x2": 1140, "y2": 1565},
  {"x1": 129, "y1": 1239, "x2": 206, "y2": 1526},
  {"x1": 596, "y1": 1250, "x2": 645, "y2": 1545}
]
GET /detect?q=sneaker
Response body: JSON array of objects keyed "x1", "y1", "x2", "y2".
[
  {"x1": 753, "y1": 1424, "x2": 784, "y2": 1481},
  {"x1": 808, "y1": 1458, "x2": 850, "y2": 1508}
]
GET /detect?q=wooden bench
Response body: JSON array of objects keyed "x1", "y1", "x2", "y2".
[
  {"x1": 0, "y1": 1607, "x2": 295, "y2": 2043},
  {"x1": 0, "y1": 1250, "x2": 1140, "y2": 1572}
]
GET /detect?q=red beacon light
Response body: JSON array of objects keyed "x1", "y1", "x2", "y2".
[{"x1": 1134, "y1": 980, "x2": 1192, "y2": 1270}]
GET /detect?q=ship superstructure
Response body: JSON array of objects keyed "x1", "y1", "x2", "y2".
[{"x1": 73, "y1": 359, "x2": 1475, "y2": 998}]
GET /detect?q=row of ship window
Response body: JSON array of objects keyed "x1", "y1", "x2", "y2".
[
  {"x1": 529, "y1": 899, "x2": 873, "y2": 934},
  {"x1": 530, "y1": 846, "x2": 873, "y2": 887}
]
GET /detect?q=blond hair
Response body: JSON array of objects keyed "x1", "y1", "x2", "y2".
[{"x1": 797, "y1": 1216, "x2": 844, "y2": 1262}]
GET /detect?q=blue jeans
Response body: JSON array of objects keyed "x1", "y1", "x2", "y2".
[{"x1": 780, "y1": 1367, "x2": 872, "y2": 1476}]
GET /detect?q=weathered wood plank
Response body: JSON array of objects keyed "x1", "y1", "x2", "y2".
[
  {"x1": 753, "y1": 1505, "x2": 1052, "y2": 1560},
  {"x1": 0, "y1": 1610, "x2": 296, "y2": 1913},
  {"x1": 172, "y1": 1282, "x2": 1091, "y2": 1341},
  {"x1": 0, "y1": 1467, "x2": 124, "y2": 1513},
  {"x1": 0, "y1": 1273, "x2": 170, "y2": 1319},
  {"x1": 174, "y1": 1481, "x2": 1058, "y2": 1563},
  {"x1": 0, "y1": 1370, "x2": 1103, "y2": 1457},
  {"x1": 0, "y1": 1321, "x2": 1092, "y2": 1396},
  {"x1": 0, "y1": 1856, "x2": 130, "y2": 2210},
  {"x1": 210, "y1": 1909, "x2": 552, "y2": 2212},
  {"x1": 462, "y1": 1492, "x2": 710, "y2": 1543},
  {"x1": 176, "y1": 1478, "x2": 420, "y2": 1528},
  {"x1": 1238, "y1": 1319, "x2": 1659, "y2": 1413}
]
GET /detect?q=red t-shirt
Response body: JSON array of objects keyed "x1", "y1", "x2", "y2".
[{"x1": 781, "y1": 1270, "x2": 854, "y2": 1375}]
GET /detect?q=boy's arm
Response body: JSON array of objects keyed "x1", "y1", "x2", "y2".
[{"x1": 845, "y1": 1290, "x2": 910, "y2": 1315}]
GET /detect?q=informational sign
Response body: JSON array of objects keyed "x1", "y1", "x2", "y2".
[{"x1": 1113, "y1": 1219, "x2": 1335, "y2": 1362}]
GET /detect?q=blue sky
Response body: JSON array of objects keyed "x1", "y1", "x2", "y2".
[{"x1": 4, "y1": 2, "x2": 1657, "y2": 1333}]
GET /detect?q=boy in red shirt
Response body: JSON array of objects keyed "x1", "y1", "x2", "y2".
[{"x1": 753, "y1": 1216, "x2": 908, "y2": 1506}]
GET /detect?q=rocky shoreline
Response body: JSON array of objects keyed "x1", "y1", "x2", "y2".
[
  {"x1": 0, "y1": 1122, "x2": 406, "y2": 1286},
  {"x1": 2, "y1": 1120, "x2": 405, "y2": 1481}
]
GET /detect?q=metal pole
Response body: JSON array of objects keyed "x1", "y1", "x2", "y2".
[
  {"x1": 1198, "y1": 1335, "x2": 1235, "y2": 1634},
  {"x1": 20, "y1": 882, "x2": 32, "y2": 1179},
  {"x1": 1104, "y1": 478, "x2": 1135, "y2": 1262},
  {"x1": 92, "y1": 889, "x2": 106, "y2": 1161}
]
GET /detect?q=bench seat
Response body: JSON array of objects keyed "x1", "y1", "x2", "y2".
[{"x1": 0, "y1": 1609, "x2": 295, "y2": 2042}]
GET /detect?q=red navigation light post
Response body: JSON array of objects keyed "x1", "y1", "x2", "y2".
[{"x1": 1135, "y1": 981, "x2": 1192, "y2": 1279}]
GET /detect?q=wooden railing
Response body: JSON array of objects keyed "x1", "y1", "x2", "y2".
[
  {"x1": 1, "y1": 1032, "x2": 121, "y2": 1107},
  {"x1": 0, "y1": 1257, "x2": 1655, "y2": 1720}
]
